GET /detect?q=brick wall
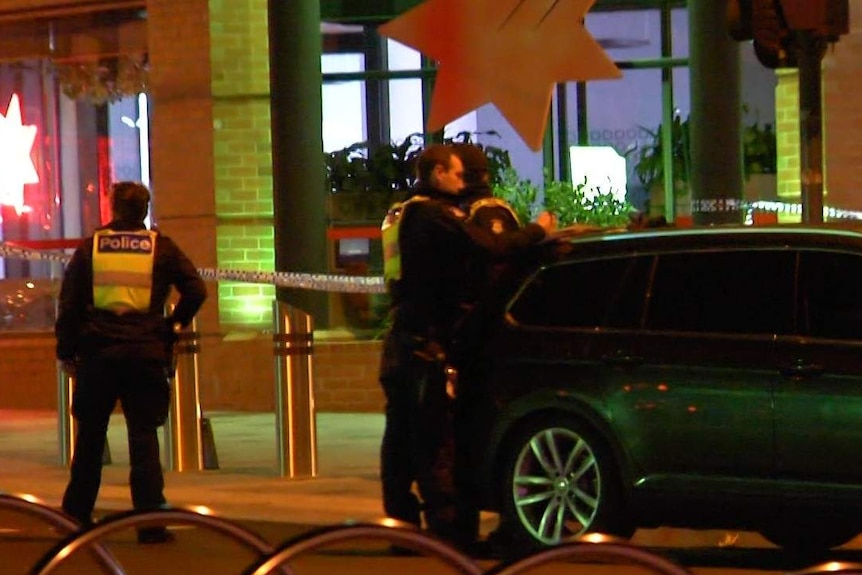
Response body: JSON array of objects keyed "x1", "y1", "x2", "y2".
[
  {"x1": 0, "y1": 333, "x2": 384, "y2": 413},
  {"x1": 210, "y1": 0, "x2": 276, "y2": 330},
  {"x1": 775, "y1": 69, "x2": 801, "y2": 207},
  {"x1": 0, "y1": 334, "x2": 59, "y2": 410},
  {"x1": 822, "y1": 0, "x2": 862, "y2": 212},
  {"x1": 199, "y1": 332, "x2": 385, "y2": 412},
  {"x1": 775, "y1": 0, "x2": 862, "y2": 218}
]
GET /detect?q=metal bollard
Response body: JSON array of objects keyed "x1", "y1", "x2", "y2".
[
  {"x1": 272, "y1": 300, "x2": 318, "y2": 478},
  {"x1": 57, "y1": 365, "x2": 75, "y2": 467},
  {"x1": 163, "y1": 318, "x2": 217, "y2": 471}
]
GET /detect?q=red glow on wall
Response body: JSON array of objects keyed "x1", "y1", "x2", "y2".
[{"x1": 97, "y1": 136, "x2": 112, "y2": 224}]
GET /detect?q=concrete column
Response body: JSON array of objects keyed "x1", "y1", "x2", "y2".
[
  {"x1": 269, "y1": 0, "x2": 329, "y2": 326},
  {"x1": 689, "y1": 0, "x2": 744, "y2": 225}
]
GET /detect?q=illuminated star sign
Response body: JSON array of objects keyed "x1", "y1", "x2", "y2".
[
  {"x1": 379, "y1": 0, "x2": 621, "y2": 150},
  {"x1": 0, "y1": 94, "x2": 39, "y2": 212}
]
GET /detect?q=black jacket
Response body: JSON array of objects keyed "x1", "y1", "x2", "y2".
[
  {"x1": 55, "y1": 220, "x2": 207, "y2": 364},
  {"x1": 391, "y1": 183, "x2": 545, "y2": 341},
  {"x1": 460, "y1": 183, "x2": 520, "y2": 235}
]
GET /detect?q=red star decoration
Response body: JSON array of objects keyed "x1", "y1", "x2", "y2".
[{"x1": 378, "y1": 0, "x2": 621, "y2": 150}]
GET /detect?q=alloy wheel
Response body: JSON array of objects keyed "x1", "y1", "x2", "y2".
[{"x1": 510, "y1": 427, "x2": 601, "y2": 545}]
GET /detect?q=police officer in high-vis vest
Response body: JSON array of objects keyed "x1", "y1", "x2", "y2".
[
  {"x1": 378, "y1": 145, "x2": 554, "y2": 552},
  {"x1": 56, "y1": 181, "x2": 207, "y2": 544},
  {"x1": 449, "y1": 143, "x2": 558, "y2": 552}
]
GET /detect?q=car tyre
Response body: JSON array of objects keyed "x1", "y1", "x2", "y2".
[{"x1": 499, "y1": 415, "x2": 633, "y2": 549}]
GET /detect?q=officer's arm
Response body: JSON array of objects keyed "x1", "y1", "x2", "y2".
[
  {"x1": 460, "y1": 216, "x2": 547, "y2": 257},
  {"x1": 55, "y1": 245, "x2": 91, "y2": 363},
  {"x1": 164, "y1": 239, "x2": 207, "y2": 328}
]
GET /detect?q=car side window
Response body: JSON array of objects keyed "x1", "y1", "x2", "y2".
[
  {"x1": 508, "y1": 256, "x2": 651, "y2": 329},
  {"x1": 799, "y1": 250, "x2": 862, "y2": 340},
  {"x1": 646, "y1": 250, "x2": 795, "y2": 335}
]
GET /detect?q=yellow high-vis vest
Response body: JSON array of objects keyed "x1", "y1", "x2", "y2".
[
  {"x1": 92, "y1": 229, "x2": 157, "y2": 313},
  {"x1": 381, "y1": 196, "x2": 428, "y2": 283}
]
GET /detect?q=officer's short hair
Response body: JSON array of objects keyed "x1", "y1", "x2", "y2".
[
  {"x1": 452, "y1": 143, "x2": 489, "y2": 186},
  {"x1": 111, "y1": 182, "x2": 150, "y2": 223},
  {"x1": 415, "y1": 144, "x2": 454, "y2": 183}
]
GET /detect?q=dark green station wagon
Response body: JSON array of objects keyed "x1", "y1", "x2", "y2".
[{"x1": 470, "y1": 224, "x2": 862, "y2": 553}]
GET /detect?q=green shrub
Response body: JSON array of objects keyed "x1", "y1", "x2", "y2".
[{"x1": 494, "y1": 169, "x2": 634, "y2": 228}]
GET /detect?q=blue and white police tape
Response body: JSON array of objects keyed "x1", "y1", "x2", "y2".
[{"x1": 0, "y1": 241, "x2": 386, "y2": 294}]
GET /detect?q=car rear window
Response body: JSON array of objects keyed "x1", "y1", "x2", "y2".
[
  {"x1": 646, "y1": 249, "x2": 795, "y2": 335},
  {"x1": 508, "y1": 256, "x2": 651, "y2": 329}
]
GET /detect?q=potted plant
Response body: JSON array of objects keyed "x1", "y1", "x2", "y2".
[
  {"x1": 493, "y1": 168, "x2": 634, "y2": 228},
  {"x1": 325, "y1": 131, "x2": 512, "y2": 225},
  {"x1": 325, "y1": 133, "x2": 424, "y2": 224},
  {"x1": 741, "y1": 105, "x2": 777, "y2": 201},
  {"x1": 633, "y1": 107, "x2": 779, "y2": 213},
  {"x1": 631, "y1": 115, "x2": 691, "y2": 218}
]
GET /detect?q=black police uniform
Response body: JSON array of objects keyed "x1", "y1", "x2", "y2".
[
  {"x1": 451, "y1": 183, "x2": 525, "y2": 546},
  {"x1": 55, "y1": 219, "x2": 206, "y2": 531},
  {"x1": 379, "y1": 181, "x2": 545, "y2": 545}
]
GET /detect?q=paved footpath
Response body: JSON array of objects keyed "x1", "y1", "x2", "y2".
[
  {"x1": 0, "y1": 410, "x2": 387, "y2": 526},
  {"x1": 1, "y1": 409, "x2": 846, "y2": 553}
]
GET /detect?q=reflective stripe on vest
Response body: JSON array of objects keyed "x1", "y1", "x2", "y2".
[
  {"x1": 92, "y1": 229, "x2": 157, "y2": 313},
  {"x1": 381, "y1": 196, "x2": 429, "y2": 283}
]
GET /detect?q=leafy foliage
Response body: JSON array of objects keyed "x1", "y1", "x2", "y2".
[
  {"x1": 742, "y1": 105, "x2": 777, "y2": 176},
  {"x1": 494, "y1": 169, "x2": 634, "y2": 228},
  {"x1": 325, "y1": 134, "x2": 423, "y2": 195},
  {"x1": 54, "y1": 54, "x2": 149, "y2": 105},
  {"x1": 631, "y1": 115, "x2": 691, "y2": 195},
  {"x1": 631, "y1": 107, "x2": 777, "y2": 195},
  {"x1": 325, "y1": 130, "x2": 512, "y2": 196},
  {"x1": 491, "y1": 169, "x2": 539, "y2": 224}
]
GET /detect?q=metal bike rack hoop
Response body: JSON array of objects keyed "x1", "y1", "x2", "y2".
[
  {"x1": 486, "y1": 537, "x2": 695, "y2": 575},
  {"x1": 242, "y1": 520, "x2": 484, "y2": 575},
  {"x1": 29, "y1": 506, "x2": 293, "y2": 575},
  {"x1": 0, "y1": 493, "x2": 123, "y2": 575}
]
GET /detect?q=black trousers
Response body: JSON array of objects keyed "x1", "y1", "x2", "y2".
[
  {"x1": 62, "y1": 358, "x2": 170, "y2": 523},
  {"x1": 451, "y1": 369, "x2": 496, "y2": 543},
  {"x1": 379, "y1": 330, "x2": 457, "y2": 534}
]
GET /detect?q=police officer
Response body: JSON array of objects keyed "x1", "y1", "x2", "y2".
[
  {"x1": 378, "y1": 144, "x2": 554, "y2": 550},
  {"x1": 450, "y1": 143, "x2": 551, "y2": 552},
  {"x1": 56, "y1": 181, "x2": 207, "y2": 544},
  {"x1": 453, "y1": 143, "x2": 521, "y2": 237}
]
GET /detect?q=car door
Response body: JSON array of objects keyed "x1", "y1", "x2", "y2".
[
  {"x1": 617, "y1": 248, "x2": 795, "y2": 491},
  {"x1": 498, "y1": 253, "x2": 653, "y2": 405},
  {"x1": 773, "y1": 249, "x2": 862, "y2": 487}
]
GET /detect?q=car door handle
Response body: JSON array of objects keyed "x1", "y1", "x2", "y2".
[
  {"x1": 779, "y1": 362, "x2": 825, "y2": 378},
  {"x1": 602, "y1": 352, "x2": 643, "y2": 367}
]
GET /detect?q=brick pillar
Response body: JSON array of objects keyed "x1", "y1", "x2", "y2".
[
  {"x1": 147, "y1": 0, "x2": 221, "y2": 395},
  {"x1": 210, "y1": 0, "x2": 275, "y2": 329},
  {"x1": 775, "y1": 69, "x2": 801, "y2": 222},
  {"x1": 774, "y1": 4, "x2": 862, "y2": 223},
  {"x1": 147, "y1": 0, "x2": 217, "y2": 267},
  {"x1": 822, "y1": 0, "x2": 862, "y2": 212}
]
